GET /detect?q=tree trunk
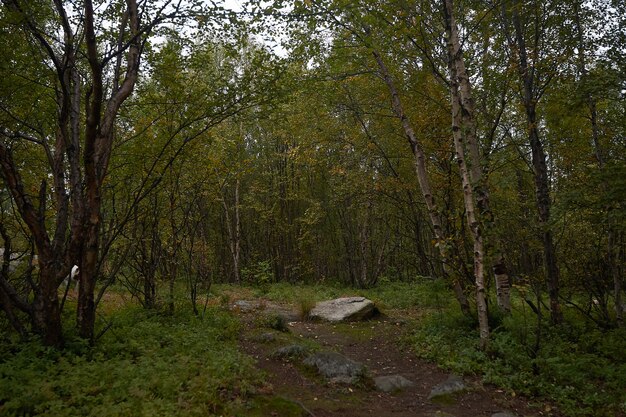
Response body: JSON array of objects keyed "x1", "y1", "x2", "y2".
[
  {"x1": 233, "y1": 178, "x2": 241, "y2": 283},
  {"x1": 503, "y1": 0, "x2": 562, "y2": 324},
  {"x1": 493, "y1": 256, "x2": 511, "y2": 312},
  {"x1": 369, "y1": 46, "x2": 471, "y2": 316},
  {"x1": 221, "y1": 178, "x2": 241, "y2": 284},
  {"x1": 33, "y1": 265, "x2": 64, "y2": 348},
  {"x1": 451, "y1": 91, "x2": 489, "y2": 345},
  {"x1": 77, "y1": 218, "x2": 99, "y2": 341},
  {"x1": 444, "y1": 0, "x2": 489, "y2": 346},
  {"x1": 443, "y1": 0, "x2": 511, "y2": 315},
  {"x1": 529, "y1": 98, "x2": 561, "y2": 325}
]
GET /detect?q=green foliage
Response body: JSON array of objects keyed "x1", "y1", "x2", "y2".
[
  {"x1": 258, "y1": 279, "x2": 453, "y2": 311},
  {"x1": 409, "y1": 300, "x2": 626, "y2": 417},
  {"x1": 361, "y1": 279, "x2": 453, "y2": 310},
  {"x1": 255, "y1": 282, "x2": 345, "y2": 304},
  {"x1": 257, "y1": 312, "x2": 289, "y2": 333},
  {"x1": 243, "y1": 260, "x2": 275, "y2": 288},
  {"x1": 0, "y1": 307, "x2": 262, "y2": 416},
  {"x1": 297, "y1": 296, "x2": 316, "y2": 320}
]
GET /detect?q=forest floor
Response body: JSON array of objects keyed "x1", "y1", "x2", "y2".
[{"x1": 234, "y1": 298, "x2": 562, "y2": 417}]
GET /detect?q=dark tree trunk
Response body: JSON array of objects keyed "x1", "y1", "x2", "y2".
[
  {"x1": 0, "y1": 0, "x2": 146, "y2": 346},
  {"x1": 502, "y1": 0, "x2": 562, "y2": 324},
  {"x1": 33, "y1": 266, "x2": 64, "y2": 347}
]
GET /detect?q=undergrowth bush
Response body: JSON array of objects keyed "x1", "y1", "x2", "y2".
[
  {"x1": 253, "y1": 278, "x2": 453, "y2": 311},
  {"x1": 0, "y1": 306, "x2": 262, "y2": 416},
  {"x1": 410, "y1": 306, "x2": 626, "y2": 417}
]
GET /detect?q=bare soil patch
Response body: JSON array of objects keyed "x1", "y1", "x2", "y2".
[{"x1": 237, "y1": 302, "x2": 563, "y2": 417}]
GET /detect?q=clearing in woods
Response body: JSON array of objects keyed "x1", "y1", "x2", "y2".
[{"x1": 235, "y1": 299, "x2": 561, "y2": 417}]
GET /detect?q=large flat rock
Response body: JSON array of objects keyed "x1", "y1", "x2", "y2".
[{"x1": 309, "y1": 297, "x2": 376, "y2": 322}]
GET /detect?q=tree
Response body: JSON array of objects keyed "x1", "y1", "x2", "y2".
[
  {"x1": 0, "y1": 0, "x2": 198, "y2": 345},
  {"x1": 499, "y1": 0, "x2": 566, "y2": 324}
]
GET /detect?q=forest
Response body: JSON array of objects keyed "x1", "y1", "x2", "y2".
[{"x1": 0, "y1": 0, "x2": 625, "y2": 416}]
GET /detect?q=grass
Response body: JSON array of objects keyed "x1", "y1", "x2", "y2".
[
  {"x1": 217, "y1": 278, "x2": 453, "y2": 312},
  {"x1": 216, "y1": 280, "x2": 626, "y2": 416},
  {"x1": 407, "y1": 293, "x2": 626, "y2": 417},
  {"x1": 2, "y1": 279, "x2": 624, "y2": 416},
  {"x1": 0, "y1": 304, "x2": 263, "y2": 416}
]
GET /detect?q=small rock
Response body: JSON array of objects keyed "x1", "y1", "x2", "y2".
[
  {"x1": 271, "y1": 344, "x2": 308, "y2": 359},
  {"x1": 428, "y1": 375, "x2": 466, "y2": 399},
  {"x1": 232, "y1": 300, "x2": 259, "y2": 312},
  {"x1": 303, "y1": 351, "x2": 366, "y2": 383},
  {"x1": 275, "y1": 309, "x2": 300, "y2": 322},
  {"x1": 374, "y1": 375, "x2": 414, "y2": 392},
  {"x1": 254, "y1": 332, "x2": 277, "y2": 343},
  {"x1": 492, "y1": 413, "x2": 517, "y2": 417},
  {"x1": 309, "y1": 297, "x2": 376, "y2": 322}
]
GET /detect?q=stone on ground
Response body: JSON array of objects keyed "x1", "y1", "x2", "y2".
[
  {"x1": 303, "y1": 351, "x2": 366, "y2": 384},
  {"x1": 272, "y1": 344, "x2": 308, "y2": 359},
  {"x1": 492, "y1": 413, "x2": 517, "y2": 417},
  {"x1": 374, "y1": 374, "x2": 415, "y2": 392},
  {"x1": 428, "y1": 374, "x2": 466, "y2": 399},
  {"x1": 309, "y1": 297, "x2": 376, "y2": 322},
  {"x1": 254, "y1": 332, "x2": 277, "y2": 343},
  {"x1": 274, "y1": 308, "x2": 300, "y2": 323},
  {"x1": 232, "y1": 300, "x2": 260, "y2": 312}
]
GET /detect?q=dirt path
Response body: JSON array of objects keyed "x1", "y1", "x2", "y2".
[{"x1": 236, "y1": 302, "x2": 560, "y2": 417}]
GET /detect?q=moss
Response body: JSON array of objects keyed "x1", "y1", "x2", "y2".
[{"x1": 329, "y1": 322, "x2": 378, "y2": 341}]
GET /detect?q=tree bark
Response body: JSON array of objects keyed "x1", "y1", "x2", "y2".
[
  {"x1": 32, "y1": 266, "x2": 64, "y2": 347},
  {"x1": 0, "y1": 143, "x2": 65, "y2": 347},
  {"x1": 370, "y1": 46, "x2": 471, "y2": 316},
  {"x1": 443, "y1": 0, "x2": 511, "y2": 315},
  {"x1": 221, "y1": 178, "x2": 241, "y2": 284},
  {"x1": 502, "y1": 0, "x2": 562, "y2": 324},
  {"x1": 443, "y1": 0, "x2": 490, "y2": 346}
]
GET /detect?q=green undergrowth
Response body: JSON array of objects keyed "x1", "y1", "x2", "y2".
[
  {"x1": 410, "y1": 305, "x2": 626, "y2": 417},
  {"x1": 215, "y1": 278, "x2": 453, "y2": 312},
  {"x1": 0, "y1": 306, "x2": 263, "y2": 416},
  {"x1": 240, "y1": 396, "x2": 306, "y2": 417},
  {"x1": 220, "y1": 279, "x2": 626, "y2": 416}
]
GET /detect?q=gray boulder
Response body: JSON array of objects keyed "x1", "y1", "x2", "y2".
[
  {"x1": 428, "y1": 375, "x2": 466, "y2": 399},
  {"x1": 309, "y1": 297, "x2": 376, "y2": 322},
  {"x1": 374, "y1": 375, "x2": 415, "y2": 392},
  {"x1": 492, "y1": 413, "x2": 517, "y2": 417},
  {"x1": 303, "y1": 351, "x2": 366, "y2": 384},
  {"x1": 272, "y1": 344, "x2": 308, "y2": 359}
]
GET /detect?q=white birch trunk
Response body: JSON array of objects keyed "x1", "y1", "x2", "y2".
[
  {"x1": 370, "y1": 48, "x2": 471, "y2": 316},
  {"x1": 444, "y1": 0, "x2": 511, "y2": 315}
]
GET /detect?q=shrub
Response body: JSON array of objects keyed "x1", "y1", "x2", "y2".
[
  {"x1": 0, "y1": 306, "x2": 263, "y2": 416},
  {"x1": 409, "y1": 304, "x2": 626, "y2": 417}
]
